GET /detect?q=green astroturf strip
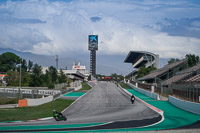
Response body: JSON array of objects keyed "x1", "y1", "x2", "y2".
[
  {"x1": 0, "y1": 122, "x2": 107, "y2": 131},
  {"x1": 64, "y1": 92, "x2": 85, "y2": 97},
  {"x1": 125, "y1": 88, "x2": 200, "y2": 131}
]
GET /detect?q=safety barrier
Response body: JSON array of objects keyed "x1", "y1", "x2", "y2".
[
  {"x1": 169, "y1": 95, "x2": 200, "y2": 115},
  {"x1": 127, "y1": 83, "x2": 159, "y2": 100},
  {"x1": 0, "y1": 88, "x2": 60, "y2": 95},
  {"x1": 27, "y1": 96, "x2": 53, "y2": 106},
  {"x1": 18, "y1": 99, "x2": 28, "y2": 107},
  {"x1": 18, "y1": 96, "x2": 53, "y2": 107}
]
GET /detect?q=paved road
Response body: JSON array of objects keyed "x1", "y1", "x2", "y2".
[
  {"x1": 64, "y1": 81, "x2": 160, "y2": 124},
  {"x1": 0, "y1": 81, "x2": 161, "y2": 132}
]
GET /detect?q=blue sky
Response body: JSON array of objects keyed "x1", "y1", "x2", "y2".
[{"x1": 0, "y1": 0, "x2": 200, "y2": 58}]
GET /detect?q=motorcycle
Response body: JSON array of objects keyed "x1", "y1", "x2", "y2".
[
  {"x1": 53, "y1": 110, "x2": 67, "y2": 121},
  {"x1": 131, "y1": 95, "x2": 135, "y2": 104}
]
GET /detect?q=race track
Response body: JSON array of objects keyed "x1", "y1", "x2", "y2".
[
  {"x1": 0, "y1": 81, "x2": 162, "y2": 132},
  {"x1": 64, "y1": 81, "x2": 160, "y2": 124}
]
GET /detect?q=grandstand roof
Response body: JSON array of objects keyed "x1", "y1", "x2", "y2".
[
  {"x1": 124, "y1": 51, "x2": 158, "y2": 68},
  {"x1": 138, "y1": 59, "x2": 187, "y2": 81}
]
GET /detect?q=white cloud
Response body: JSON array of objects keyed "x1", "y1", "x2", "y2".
[{"x1": 0, "y1": 0, "x2": 200, "y2": 58}]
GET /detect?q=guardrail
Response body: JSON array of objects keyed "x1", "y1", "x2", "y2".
[
  {"x1": 127, "y1": 83, "x2": 159, "y2": 100},
  {"x1": 0, "y1": 88, "x2": 61, "y2": 98}
]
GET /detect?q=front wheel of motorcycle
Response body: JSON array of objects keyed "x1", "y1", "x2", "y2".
[
  {"x1": 63, "y1": 116, "x2": 67, "y2": 121},
  {"x1": 54, "y1": 117, "x2": 59, "y2": 121}
]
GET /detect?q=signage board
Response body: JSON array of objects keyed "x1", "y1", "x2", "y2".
[{"x1": 88, "y1": 35, "x2": 98, "y2": 50}]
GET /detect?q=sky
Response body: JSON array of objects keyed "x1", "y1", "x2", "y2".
[{"x1": 0, "y1": 0, "x2": 200, "y2": 59}]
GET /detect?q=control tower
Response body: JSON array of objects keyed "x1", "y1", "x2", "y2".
[{"x1": 88, "y1": 35, "x2": 98, "y2": 76}]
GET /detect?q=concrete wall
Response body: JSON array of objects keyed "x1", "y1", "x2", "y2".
[
  {"x1": 169, "y1": 96, "x2": 200, "y2": 115},
  {"x1": 74, "y1": 84, "x2": 82, "y2": 91},
  {"x1": 127, "y1": 83, "x2": 159, "y2": 100},
  {"x1": 27, "y1": 96, "x2": 53, "y2": 106}
]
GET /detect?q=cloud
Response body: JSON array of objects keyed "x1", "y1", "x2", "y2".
[
  {"x1": 0, "y1": 0, "x2": 200, "y2": 58},
  {"x1": 153, "y1": 17, "x2": 200, "y2": 39},
  {"x1": 0, "y1": 25, "x2": 51, "y2": 51}
]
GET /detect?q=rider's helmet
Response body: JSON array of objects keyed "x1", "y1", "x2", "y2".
[{"x1": 52, "y1": 110, "x2": 57, "y2": 113}]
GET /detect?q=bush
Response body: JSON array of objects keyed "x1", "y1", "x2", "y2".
[{"x1": 48, "y1": 83, "x2": 55, "y2": 89}]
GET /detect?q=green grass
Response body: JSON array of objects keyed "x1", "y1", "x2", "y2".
[
  {"x1": 77, "y1": 82, "x2": 92, "y2": 91},
  {"x1": 119, "y1": 82, "x2": 132, "y2": 89},
  {"x1": 0, "y1": 99, "x2": 74, "y2": 122},
  {"x1": 0, "y1": 97, "x2": 18, "y2": 105}
]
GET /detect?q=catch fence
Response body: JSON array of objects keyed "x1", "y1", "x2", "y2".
[{"x1": 171, "y1": 81, "x2": 200, "y2": 103}]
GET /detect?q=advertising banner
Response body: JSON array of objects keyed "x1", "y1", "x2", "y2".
[{"x1": 88, "y1": 35, "x2": 98, "y2": 50}]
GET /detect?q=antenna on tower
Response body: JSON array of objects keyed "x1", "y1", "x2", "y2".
[{"x1": 55, "y1": 55, "x2": 58, "y2": 70}]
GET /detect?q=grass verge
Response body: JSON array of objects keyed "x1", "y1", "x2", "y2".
[
  {"x1": 77, "y1": 82, "x2": 92, "y2": 91},
  {"x1": 119, "y1": 82, "x2": 132, "y2": 89},
  {"x1": 0, "y1": 97, "x2": 18, "y2": 105},
  {"x1": 0, "y1": 99, "x2": 74, "y2": 122}
]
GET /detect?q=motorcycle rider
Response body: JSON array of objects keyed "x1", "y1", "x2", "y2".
[
  {"x1": 131, "y1": 95, "x2": 135, "y2": 104},
  {"x1": 53, "y1": 110, "x2": 66, "y2": 121}
]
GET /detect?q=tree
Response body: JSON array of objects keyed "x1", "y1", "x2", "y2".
[
  {"x1": 49, "y1": 66, "x2": 58, "y2": 83},
  {"x1": 41, "y1": 70, "x2": 54, "y2": 88},
  {"x1": 21, "y1": 59, "x2": 27, "y2": 72},
  {"x1": 136, "y1": 66, "x2": 157, "y2": 79},
  {"x1": 58, "y1": 69, "x2": 67, "y2": 83},
  {"x1": 32, "y1": 64, "x2": 42, "y2": 77},
  {"x1": 21, "y1": 71, "x2": 31, "y2": 86},
  {"x1": 186, "y1": 54, "x2": 200, "y2": 67},
  {"x1": 28, "y1": 60, "x2": 33, "y2": 72},
  {"x1": 29, "y1": 64, "x2": 43, "y2": 87},
  {"x1": 168, "y1": 58, "x2": 180, "y2": 65},
  {"x1": 0, "y1": 52, "x2": 20, "y2": 72},
  {"x1": 6, "y1": 70, "x2": 19, "y2": 86}
]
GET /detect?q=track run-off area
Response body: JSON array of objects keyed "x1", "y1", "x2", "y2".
[{"x1": 0, "y1": 81, "x2": 200, "y2": 132}]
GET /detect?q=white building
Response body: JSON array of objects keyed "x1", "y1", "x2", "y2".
[
  {"x1": 41, "y1": 67, "x2": 49, "y2": 74},
  {"x1": 60, "y1": 62, "x2": 89, "y2": 81},
  {"x1": 72, "y1": 62, "x2": 89, "y2": 78}
]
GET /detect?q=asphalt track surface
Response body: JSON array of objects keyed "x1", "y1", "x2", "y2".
[
  {"x1": 63, "y1": 82, "x2": 160, "y2": 124},
  {"x1": 0, "y1": 82, "x2": 161, "y2": 132}
]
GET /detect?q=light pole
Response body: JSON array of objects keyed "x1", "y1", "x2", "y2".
[
  {"x1": 17, "y1": 60, "x2": 22, "y2": 99},
  {"x1": 20, "y1": 61, "x2": 21, "y2": 99}
]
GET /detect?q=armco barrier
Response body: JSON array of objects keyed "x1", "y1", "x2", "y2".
[
  {"x1": 169, "y1": 95, "x2": 200, "y2": 115},
  {"x1": 26, "y1": 96, "x2": 53, "y2": 106},
  {"x1": 127, "y1": 83, "x2": 159, "y2": 100}
]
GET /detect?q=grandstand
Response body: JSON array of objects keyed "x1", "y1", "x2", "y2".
[
  {"x1": 163, "y1": 63, "x2": 200, "y2": 85},
  {"x1": 124, "y1": 52, "x2": 200, "y2": 102},
  {"x1": 186, "y1": 74, "x2": 200, "y2": 82},
  {"x1": 138, "y1": 59, "x2": 187, "y2": 83},
  {"x1": 124, "y1": 51, "x2": 159, "y2": 79}
]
